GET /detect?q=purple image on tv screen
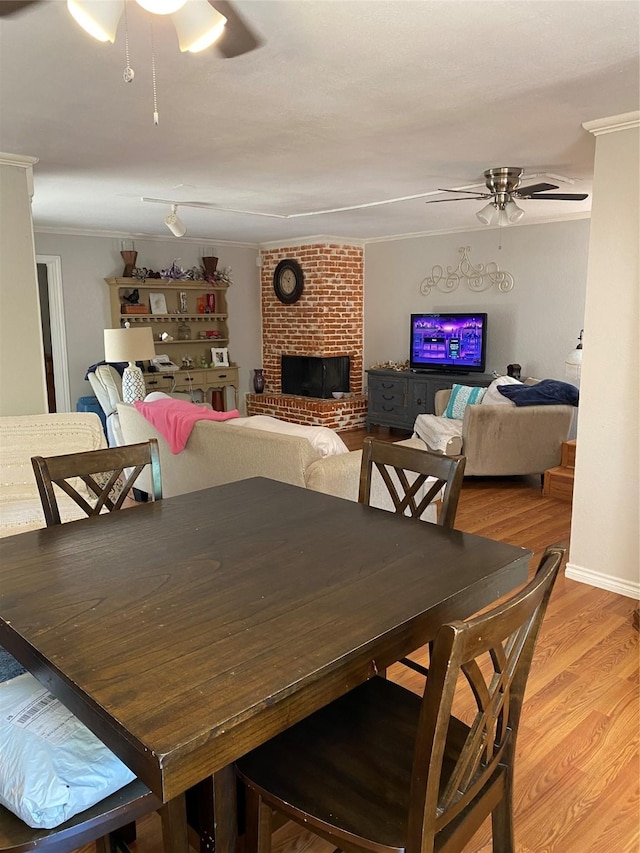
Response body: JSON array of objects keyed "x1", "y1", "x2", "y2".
[{"x1": 411, "y1": 314, "x2": 485, "y2": 369}]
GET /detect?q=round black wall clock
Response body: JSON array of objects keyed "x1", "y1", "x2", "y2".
[{"x1": 273, "y1": 259, "x2": 304, "y2": 304}]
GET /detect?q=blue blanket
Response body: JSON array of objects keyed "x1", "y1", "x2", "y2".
[
  {"x1": 84, "y1": 361, "x2": 128, "y2": 380},
  {"x1": 498, "y1": 379, "x2": 579, "y2": 407}
]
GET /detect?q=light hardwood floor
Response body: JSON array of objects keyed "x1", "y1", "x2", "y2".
[{"x1": 78, "y1": 429, "x2": 640, "y2": 853}]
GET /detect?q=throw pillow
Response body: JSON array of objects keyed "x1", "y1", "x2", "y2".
[
  {"x1": 443, "y1": 384, "x2": 487, "y2": 419},
  {"x1": 481, "y1": 376, "x2": 522, "y2": 406}
]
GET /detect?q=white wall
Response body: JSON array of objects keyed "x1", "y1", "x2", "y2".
[
  {"x1": 33, "y1": 233, "x2": 262, "y2": 413},
  {"x1": 363, "y1": 219, "x2": 590, "y2": 382},
  {"x1": 568, "y1": 114, "x2": 639, "y2": 597},
  {"x1": 0, "y1": 155, "x2": 47, "y2": 415}
]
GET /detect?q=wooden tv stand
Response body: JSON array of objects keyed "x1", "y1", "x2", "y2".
[{"x1": 366, "y1": 369, "x2": 494, "y2": 431}]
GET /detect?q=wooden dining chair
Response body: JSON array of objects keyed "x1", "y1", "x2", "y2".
[
  {"x1": 236, "y1": 546, "x2": 564, "y2": 853},
  {"x1": 358, "y1": 436, "x2": 466, "y2": 527},
  {"x1": 0, "y1": 779, "x2": 162, "y2": 853},
  {"x1": 31, "y1": 440, "x2": 162, "y2": 527}
]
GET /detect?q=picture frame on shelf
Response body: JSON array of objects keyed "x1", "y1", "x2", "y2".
[
  {"x1": 149, "y1": 292, "x2": 168, "y2": 315},
  {"x1": 211, "y1": 347, "x2": 229, "y2": 367}
]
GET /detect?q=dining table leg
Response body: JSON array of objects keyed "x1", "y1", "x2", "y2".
[
  {"x1": 213, "y1": 765, "x2": 238, "y2": 853},
  {"x1": 159, "y1": 792, "x2": 190, "y2": 852}
]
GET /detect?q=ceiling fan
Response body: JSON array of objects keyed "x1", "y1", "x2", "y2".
[
  {"x1": 0, "y1": 0, "x2": 262, "y2": 58},
  {"x1": 426, "y1": 166, "x2": 589, "y2": 225}
]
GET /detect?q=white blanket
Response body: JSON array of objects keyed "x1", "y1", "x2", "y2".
[
  {"x1": 227, "y1": 416, "x2": 349, "y2": 458},
  {"x1": 413, "y1": 414, "x2": 463, "y2": 455}
]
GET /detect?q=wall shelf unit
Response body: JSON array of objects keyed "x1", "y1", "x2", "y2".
[{"x1": 105, "y1": 278, "x2": 238, "y2": 408}]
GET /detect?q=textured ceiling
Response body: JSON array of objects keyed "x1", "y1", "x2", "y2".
[{"x1": 0, "y1": 0, "x2": 638, "y2": 244}]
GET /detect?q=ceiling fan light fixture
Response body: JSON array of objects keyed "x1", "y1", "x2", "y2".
[
  {"x1": 66, "y1": 0, "x2": 124, "y2": 43},
  {"x1": 497, "y1": 208, "x2": 510, "y2": 228},
  {"x1": 172, "y1": 0, "x2": 227, "y2": 52},
  {"x1": 165, "y1": 204, "x2": 187, "y2": 237},
  {"x1": 476, "y1": 202, "x2": 498, "y2": 226},
  {"x1": 505, "y1": 200, "x2": 525, "y2": 223},
  {"x1": 136, "y1": 0, "x2": 187, "y2": 15}
]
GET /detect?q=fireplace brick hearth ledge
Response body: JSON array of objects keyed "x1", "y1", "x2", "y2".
[{"x1": 246, "y1": 393, "x2": 367, "y2": 431}]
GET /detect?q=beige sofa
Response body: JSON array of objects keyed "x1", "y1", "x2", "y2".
[
  {"x1": 117, "y1": 403, "x2": 438, "y2": 520},
  {"x1": 414, "y1": 387, "x2": 575, "y2": 477},
  {"x1": 118, "y1": 402, "x2": 365, "y2": 500},
  {"x1": 0, "y1": 412, "x2": 107, "y2": 538}
]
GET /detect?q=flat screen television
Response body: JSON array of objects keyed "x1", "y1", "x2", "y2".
[{"x1": 410, "y1": 312, "x2": 487, "y2": 373}]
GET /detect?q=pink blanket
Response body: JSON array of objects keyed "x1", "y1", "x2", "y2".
[{"x1": 134, "y1": 399, "x2": 240, "y2": 453}]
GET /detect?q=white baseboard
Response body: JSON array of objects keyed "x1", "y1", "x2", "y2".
[{"x1": 565, "y1": 562, "x2": 640, "y2": 599}]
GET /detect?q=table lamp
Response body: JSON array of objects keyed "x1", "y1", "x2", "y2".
[{"x1": 104, "y1": 323, "x2": 156, "y2": 403}]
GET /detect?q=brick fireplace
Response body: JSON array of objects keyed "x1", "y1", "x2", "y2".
[{"x1": 245, "y1": 243, "x2": 367, "y2": 430}]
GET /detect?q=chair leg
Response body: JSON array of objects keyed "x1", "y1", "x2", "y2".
[
  {"x1": 491, "y1": 771, "x2": 515, "y2": 853},
  {"x1": 244, "y1": 786, "x2": 273, "y2": 853}
]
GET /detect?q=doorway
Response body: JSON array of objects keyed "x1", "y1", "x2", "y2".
[{"x1": 36, "y1": 255, "x2": 71, "y2": 412}]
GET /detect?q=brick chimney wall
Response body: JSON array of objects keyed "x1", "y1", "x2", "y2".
[{"x1": 260, "y1": 243, "x2": 364, "y2": 394}]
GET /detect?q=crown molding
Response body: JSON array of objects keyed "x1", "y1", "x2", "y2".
[
  {"x1": 363, "y1": 211, "x2": 591, "y2": 244},
  {"x1": 258, "y1": 235, "x2": 366, "y2": 250},
  {"x1": 32, "y1": 212, "x2": 591, "y2": 248},
  {"x1": 1, "y1": 152, "x2": 40, "y2": 197},
  {"x1": 0, "y1": 152, "x2": 39, "y2": 168},
  {"x1": 582, "y1": 111, "x2": 640, "y2": 136},
  {"x1": 33, "y1": 225, "x2": 259, "y2": 249}
]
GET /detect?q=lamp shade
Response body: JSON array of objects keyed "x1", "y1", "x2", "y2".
[
  {"x1": 67, "y1": 0, "x2": 124, "y2": 43},
  {"x1": 104, "y1": 326, "x2": 156, "y2": 364},
  {"x1": 137, "y1": 0, "x2": 187, "y2": 13},
  {"x1": 172, "y1": 0, "x2": 227, "y2": 52},
  {"x1": 505, "y1": 200, "x2": 525, "y2": 223},
  {"x1": 565, "y1": 330, "x2": 584, "y2": 382},
  {"x1": 476, "y1": 202, "x2": 498, "y2": 225}
]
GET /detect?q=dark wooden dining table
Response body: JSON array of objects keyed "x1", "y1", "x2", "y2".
[{"x1": 0, "y1": 476, "x2": 530, "y2": 852}]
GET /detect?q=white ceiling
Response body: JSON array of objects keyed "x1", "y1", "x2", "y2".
[{"x1": 1, "y1": 0, "x2": 638, "y2": 245}]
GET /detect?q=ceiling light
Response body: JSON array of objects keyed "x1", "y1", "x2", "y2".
[
  {"x1": 477, "y1": 199, "x2": 525, "y2": 226},
  {"x1": 476, "y1": 202, "x2": 498, "y2": 226},
  {"x1": 165, "y1": 204, "x2": 187, "y2": 237},
  {"x1": 66, "y1": 0, "x2": 124, "y2": 43},
  {"x1": 505, "y1": 200, "x2": 525, "y2": 223},
  {"x1": 172, "y1": 0, "x2": 227, "y2": 52},
  {"x1": 136, "y1": 0, "x2": 187, "y2": 14},
  {"x1": 497, "y1": 208, "x2": 509, "y2": 228}
]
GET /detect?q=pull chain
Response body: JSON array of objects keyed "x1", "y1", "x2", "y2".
[
  {"x1": 123, "y1": 2, "x2": 134, "y2": 83},
  {"x1": 151, "y1": 18, "x2": 159, "y2": 125}
]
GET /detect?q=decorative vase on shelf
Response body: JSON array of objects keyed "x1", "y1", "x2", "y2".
[
  {"x1": 253, "y1": 369, "x2": 265, "y2": 394},
  {"x1": 120, "y1": 250, "x2": 137, "y2": 278}
]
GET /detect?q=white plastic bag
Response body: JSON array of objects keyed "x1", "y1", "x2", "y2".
[{"x1": 0, "y1": 672, "x2": 136, "y2": 828}]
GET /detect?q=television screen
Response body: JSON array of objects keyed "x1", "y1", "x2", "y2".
[{"x1": 410, "y1": 313, "x2": 487, "y2": 373}]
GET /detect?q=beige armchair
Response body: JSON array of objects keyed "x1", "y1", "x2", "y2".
[{"x1": 414, "y1": 386, "x2": 575, "y2": 477}]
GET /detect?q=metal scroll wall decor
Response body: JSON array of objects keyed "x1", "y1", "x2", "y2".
[{"x1": 420, "y1": 246, "x2": 514, "y2": 296}]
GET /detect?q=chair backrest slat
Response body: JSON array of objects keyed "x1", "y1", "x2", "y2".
[
  {"x1": 31, "y1": 440, "x2": 162, "y2": 527},
  {"x1": 359, "y1": 437, "x2": 466, "y2": 527}
]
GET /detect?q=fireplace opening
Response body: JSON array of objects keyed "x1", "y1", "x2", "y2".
[{"x1": 281, "y1": 355, "x2": 350, "y2": 399}]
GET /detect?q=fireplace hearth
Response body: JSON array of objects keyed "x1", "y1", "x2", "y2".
[{"x1": 281, "y1": 355, "x2": 350, "y2": 399}]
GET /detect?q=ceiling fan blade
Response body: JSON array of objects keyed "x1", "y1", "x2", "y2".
[
  {"x1": 526, "y1": 193, "x2": 589, "y2": 201},
  {"x1": 425, "y1": 196, "x2": 488, "y2": 204},
  {"x1": 0, "y1": 0, "x2": 40, "y2": 17},
  {"x1": 516, "y1": 182, "x2": 559, "y2": 197},
  {"x1": 210, "y1": 1, "x2": 262, "y2": 58},
  {"x1": 437, "y1": 188, "x2": 492, "y2": 197}
]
